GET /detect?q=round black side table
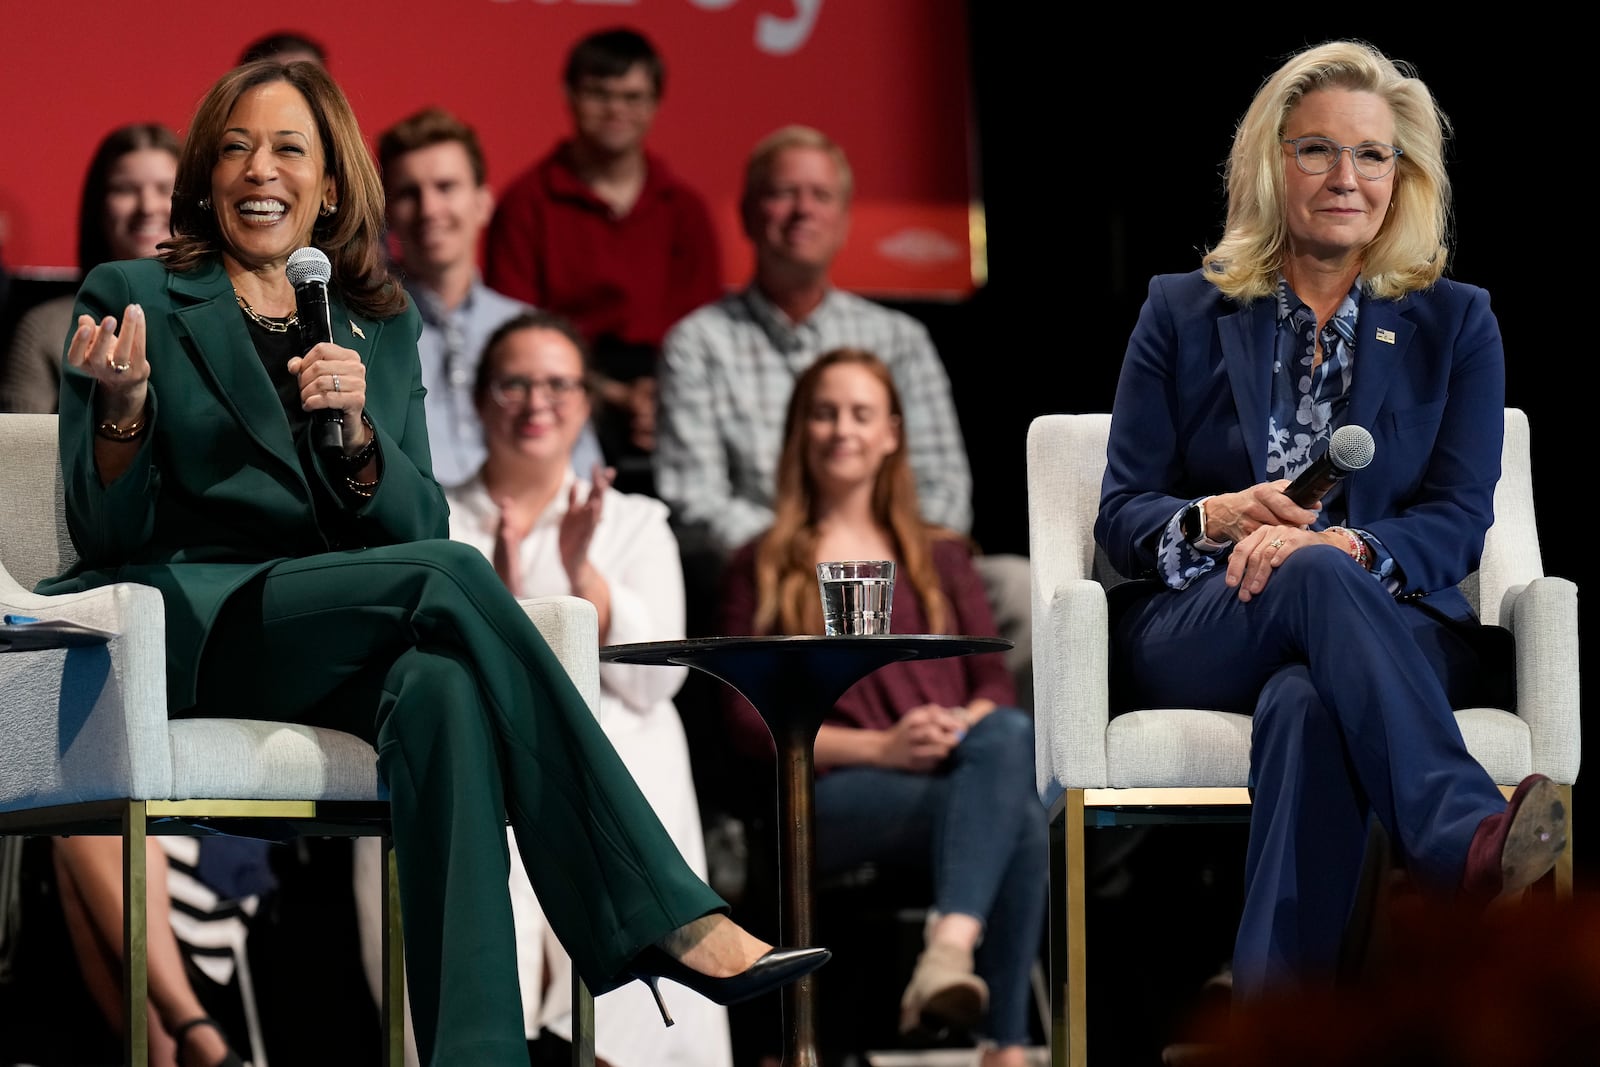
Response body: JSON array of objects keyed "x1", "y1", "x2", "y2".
[{"x1": 601, "y1": 634, "x2": 1011, "y2": 1067}]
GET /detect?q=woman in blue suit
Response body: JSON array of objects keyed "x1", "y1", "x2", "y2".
[
  {"x1": 1095, "y1": 39, "x2": 1566, "y2": 997},
  {"x1": 37, "y1": 59, "x2": 825, "y2": 1066}
]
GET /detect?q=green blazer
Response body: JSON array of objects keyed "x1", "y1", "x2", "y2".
[{"x1": 36, "y1": 256, "x2": 449, "y2": 710}]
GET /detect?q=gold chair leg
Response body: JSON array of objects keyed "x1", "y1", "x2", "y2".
[
  {"x1": 571, "y1": 974, "x2": 595, "y2": 1067},
  {"x1": 1049, "y1": 790, "x2": 1088, "y2": 1067},
  {"x1": 1555, "y1": 785, "x2": 1575, "y2": 898},
  {"x1": 123, "y1": 801, "x2": 149, "y2": 1067},
  {"x1": 382, "y1": 836, "x2": 406, "y2": 1067},
  {"x1": 1065, "y1": 791, "x2": 1088, "y2": 1067}
]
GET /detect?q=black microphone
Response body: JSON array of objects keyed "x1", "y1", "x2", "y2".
[
  {"x1": 286, "y1": 246, "x2": 342, "y2": 456},
  {"x1": 1285, "y1": 424, "x2": 1375, "y2": 507}
]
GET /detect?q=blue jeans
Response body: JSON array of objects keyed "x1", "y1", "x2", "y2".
[{"x1": 814, "y1": 707, "x2": 1047, "y2": 1046}]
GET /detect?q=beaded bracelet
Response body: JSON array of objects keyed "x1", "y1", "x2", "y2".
[
  {"x1": 1329, "y1": 526, "x2": 1370, "y2": 569},
  {"x1": 96, "y1": 413, "x2": 147, "y2": 442},
  {"x1": 334, "y1": 413, "x2": 379, "y2": 472}
]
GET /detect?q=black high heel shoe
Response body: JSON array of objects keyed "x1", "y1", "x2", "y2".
[{"x1": 630, "y1": 944, "x2": 832, "y2": 1025}]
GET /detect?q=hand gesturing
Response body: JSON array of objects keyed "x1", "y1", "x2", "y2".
[{"x1": 67, "y1": 305, "x2": 149, "y2": 422}]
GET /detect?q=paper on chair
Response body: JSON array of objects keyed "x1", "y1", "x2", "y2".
[{"x1": 0, "y1": 616, "x2": 118, "y2": 652}]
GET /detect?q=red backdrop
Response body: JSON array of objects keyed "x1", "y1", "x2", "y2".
[{"x1": 0, "y1": 0, "x2": 978, "y2": 297}]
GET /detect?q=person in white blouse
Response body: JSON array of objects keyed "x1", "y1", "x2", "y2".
[{"x1": 449, "y1": 310, "x2": 731, "y2": 1067}]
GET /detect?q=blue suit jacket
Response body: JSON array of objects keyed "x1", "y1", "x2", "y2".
[{"x1": 1094, "y1": 269, "x2": 1506, "y2": 622}]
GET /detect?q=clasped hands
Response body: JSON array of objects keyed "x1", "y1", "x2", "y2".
[
  {"x1": 880, "y1": 701, "x2": 995, "y2": 773},
  {"x1": 1204, "y1": 481, "x2": 1359, "y2": 601}
]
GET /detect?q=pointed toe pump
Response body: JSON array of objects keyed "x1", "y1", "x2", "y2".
[{"x1": 630, "y1": 944, "x2": 832, "y2": 1025}]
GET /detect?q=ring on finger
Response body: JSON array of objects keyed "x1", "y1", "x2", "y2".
[
  {"x1": 111, "y1": 360, "x2": 131, "y2": 374},
  {"x1": 1269, "y1": 537, "x2": 1286, "y2": 550},
  {"x1": 333, "y1": 373, "x2": 342, "y2": 393}
]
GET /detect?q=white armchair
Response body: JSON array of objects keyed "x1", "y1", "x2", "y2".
[
  {"x1": 0, "y1": 413, "x2": 603, "y2": 1067},
  {"x1": 1026, "y1": 407, "x2": 1580, "y2": 1067}
]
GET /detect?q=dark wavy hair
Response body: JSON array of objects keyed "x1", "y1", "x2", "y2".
[
  {"x1": 77, "y1": 123, "x2": 180, "y2": 273},
  {"x1": 162, "y1": 60, "x2": 405, "y2": 319}
]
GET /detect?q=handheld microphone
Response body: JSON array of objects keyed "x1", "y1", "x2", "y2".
[
  {"x1": 286, "y1": 246, "x2": 342, "y2": 456},
  {"x1": 1285, "y1": 424, "x2": 1375, "y2": 507}
]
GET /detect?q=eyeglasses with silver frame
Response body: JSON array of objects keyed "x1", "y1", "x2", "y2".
[
  {"x1": 1281, "y1": 136, "x2": 1403, "y2": 180},
  {"x1": 489, "y1": 375, "x2": 587, "y2": 409}
]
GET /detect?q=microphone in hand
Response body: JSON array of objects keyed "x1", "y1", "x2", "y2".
[
  {"x1": 1284, "y1": 424, "x2": 1375, "y2": 507},
  {"x1": 286, "y1": 246, "x2": 341, "y2": 456}
]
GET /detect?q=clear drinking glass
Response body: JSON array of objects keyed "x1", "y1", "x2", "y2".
[{"x1": 815, "y1": 560, "x2": 896, "y2": 635}]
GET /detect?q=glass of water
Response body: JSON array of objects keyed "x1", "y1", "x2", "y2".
[{"x1": 816, "y1": 560, "x2": 896, "y2": 635}]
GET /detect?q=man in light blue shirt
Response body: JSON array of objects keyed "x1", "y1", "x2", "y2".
[{"x1": 379, "y1": 108, "x2": 601, "y2": 486}]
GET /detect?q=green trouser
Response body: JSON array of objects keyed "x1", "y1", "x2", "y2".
[{"x1": 192, "y1": 539, "x2": 725, "y2": 1065}]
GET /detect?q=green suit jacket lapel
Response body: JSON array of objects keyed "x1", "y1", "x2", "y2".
[{"x1": 167, "y1": 260, "x2": 305, "y2": 483}]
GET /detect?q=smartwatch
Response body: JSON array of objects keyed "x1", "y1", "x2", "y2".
[{"x1": 1181, "y1": 498, "x2": 1228, "y2": 552}]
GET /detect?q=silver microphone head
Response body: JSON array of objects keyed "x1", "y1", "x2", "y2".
[
  {"x1": 286, "y1": 246, "x2": 332, "y2": 287},
  {"x1": 1328, "y1": 424, "x2": 1376, "y2": 473}
]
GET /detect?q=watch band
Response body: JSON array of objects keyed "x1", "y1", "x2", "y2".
[{"x1": 1189, "y1": 498, "x2": 1229, "y2": 552}]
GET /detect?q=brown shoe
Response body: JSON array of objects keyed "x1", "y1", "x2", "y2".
[
  {"x1": 899, "y1": 940, "x2": 989, "y2": 1034},
  {"x1": 1462, "y1": 773, "x2": 1567, "y2": 899}
]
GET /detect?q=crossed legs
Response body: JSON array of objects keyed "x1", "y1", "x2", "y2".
[
  {"x1": 194, "y1": 540, "x2": 725, "y2": 1065},
  {"x1": 1112, "y1": 547, "x2": 1508, "y2": 994}
]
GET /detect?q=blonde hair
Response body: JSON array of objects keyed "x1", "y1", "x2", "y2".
[
  {"x1": 752, "y1": 349, "x2": 955, "y2": 636},
  {"x1": 741, "y1": 125, "x2": 854, "y2": 213},
  {"x1": 1202, "y1": 39, "x2": 1452, "y2": 302}
]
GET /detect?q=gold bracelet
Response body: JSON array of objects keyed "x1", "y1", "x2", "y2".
[
  {"x1": 344, "y1": 474, "x2": 379, "y2": 499},
  {"x1": 96, "y1": 413, "x2": 147, "y2": 441}
]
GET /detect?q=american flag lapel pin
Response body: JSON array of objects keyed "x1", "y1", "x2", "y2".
[
  {"x1": 351, "y1": 321, "x2": 365, "y2": 340},
  {"x1": 1375, "y1": 327, "x2": 1396, "y2": 344}
]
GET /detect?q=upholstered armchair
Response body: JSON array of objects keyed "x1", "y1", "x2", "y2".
[
  {"x1": 0, "y1": 412, "x2": 602, "y2": 1067},
  {"x1": 1026, "y1": 407, "x2": 1580, "y2": 1067}
]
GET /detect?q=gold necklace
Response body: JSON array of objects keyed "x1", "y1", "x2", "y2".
[{"x1": 234, "y1": 292, "x2": 299, "y2": 333}]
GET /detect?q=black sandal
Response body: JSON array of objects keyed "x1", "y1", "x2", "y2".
[{"x1": 172, "y1": 1017, "x2": 246, "y2": 1067}]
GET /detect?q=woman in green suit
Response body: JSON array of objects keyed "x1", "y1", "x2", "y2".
[{"x1": 38, "y1": 59, "x2": 826, "y2": 1067}]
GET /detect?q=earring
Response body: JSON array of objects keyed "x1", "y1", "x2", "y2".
[
  {"x1": 320, "y1": 202, "x2": 337, "y2": 217},
  {"x1": 197, "y1": 197, "x2": 211, "y2": 211}
]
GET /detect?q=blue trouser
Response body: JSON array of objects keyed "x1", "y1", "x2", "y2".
[
  {"x1": 194, "y1": 540, "x2": 723, "y2": 1065},
  {"x1": 814, "y1": 707, "x2": 1048, "y2": 1046},
  {"x1": 1109, "y1": 546, "x2": 1505, "y2": 996}
]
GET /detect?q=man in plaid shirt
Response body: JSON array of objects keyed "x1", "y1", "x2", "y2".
[{"x1": 655, "y1": 125, "x2": 1029, "y2": 703}]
